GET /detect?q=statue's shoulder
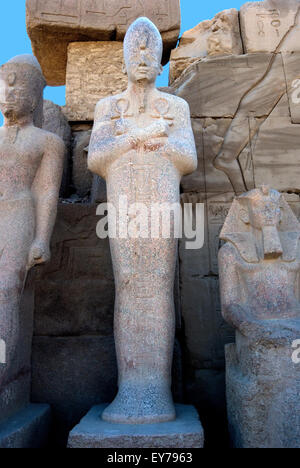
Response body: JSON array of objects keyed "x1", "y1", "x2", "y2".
[
  {"x1": 157, "y1": 90, "x2": 189, "y2": 110},
  {"x1": 94, "y1": 92, "x2": 125, "y2": 120},
  {"x1": 218, "y1": 241, "x2": 240, "y2": 263},
  {"x1": 32, "y1": 126, "x2": 65, "y2": 151}
]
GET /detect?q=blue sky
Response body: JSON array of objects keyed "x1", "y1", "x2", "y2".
[{"x1": 0, "y1": 0, "x2": 248, "y2": 123}]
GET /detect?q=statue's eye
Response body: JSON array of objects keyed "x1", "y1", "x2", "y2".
[{"x1": 8, "y1": 72, "x2": 16, "y2": 86}]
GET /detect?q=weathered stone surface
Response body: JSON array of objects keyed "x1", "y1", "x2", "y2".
[
  {"x1": 26, "y1": 0, "x2": 181, "y2": 86},
  {"x1": 240, "y1": 0, "x2": 300, "y2": 54},
  {"x1": 170, "y1": 9, "x2": 243, "y2": 84},
  {"x1": 0, "y1": 404, "x2": 51, "y2": 449},
  {"x1": 71, "y1": 131, "x2": 93, "y2": 196},
  {"x1": 68, "y1": 404, "x2": 204, "y2": 448},
  {"x1": 172, "y1": 49, "x2": 300, "y2": 194},
  {"x1": 43, "y1": 100, "x2": 72, "y2": 197},
  {"x1": 31, "y1": 335, "x2": 118, "y2": 446},
  {"x1": 87, "y1": 18, "x2": 197, "y2": 425},
  {"x1": 219, "y1": 187, "x2": 300, "y2": 448},
  {"x1": 251, "y1": 115, "x2": 300, "y2": 190},
  {"x1": 0, "y1": 275, "x2": 34, "y2": 424},
  {"x1": 186, "y1": 369, "x2": 229, "y2": 448},
  {"x1": 65, "y1": 42, "x2": 128, "y2": 122},
  {"x1": 282, "y1": 52, "x2": 300, "y2": 124},
  {"x1": 34, "y1": 204, "x2": 114, "y2": 337},
  {"x1": 173, "y1": 53, "x2": 281, "y2": 119},
  {"x1": 226, "y1": 335, "x2": 300, "y2": 448},
  {"x1": 0, "y1": 55, "x2": 64, "y2": 437},
  {"x1": 211, "y1": 52, "x2": 300, "y2": 193},
  {"x1": 91, "y1": 175, "x2": 107, "y2": 203},
  {"x1": 179, "y1": 193, "x2": 234, "y2": 370}
]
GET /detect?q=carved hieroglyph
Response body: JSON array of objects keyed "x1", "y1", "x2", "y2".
[
  {"x1": 88, "y1": 18, "x2": 197, "y2": 424},
  {"x1": 0, "y1": 55, "x2": 64, "y2": 422},
  {"x1": 240, "y1": 0, "x2": 300, "y2": 53},
  {"x1": 170, "y1": 9, "x2": 243, "y2": 84},
  {"x1": 26, "y1": 0, "x2": 181, "y2": 85},
  {"x1": 218, "y1": 187, "x2": 300, "y2": 448}
]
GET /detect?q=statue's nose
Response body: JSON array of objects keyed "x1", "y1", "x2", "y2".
[{"x1": 262, "y1": 225, "x2": 283, "y2": 259}]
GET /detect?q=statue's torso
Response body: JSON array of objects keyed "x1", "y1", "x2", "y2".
[
  {"x1": 0, "y1": 126, "x2": 44, "y2": 202},
  {"x1": 105, "y1": 92, "x2": 181, "y2": 205},
  {"x1": 237, "y1": 256, "x2": 300, "y2": 319}
]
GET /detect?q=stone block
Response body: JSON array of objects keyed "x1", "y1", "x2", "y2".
[
  {"x1": 26, "y1": 0, "x2": 181, "y2": 85},
  {"x1": 226, "y1": 330, "x2": 300, "y2": 448},
  {"x1": 282, "y1": 52, "x2": 300, "y2": 124},
  {"x1": 251, "y1": 115, "x2": 300, "y2": 191},
  {"x1": 172, "y1": 50, "x2": 300, "y2": 194},
  {"x1": 72, "y1": 130, "x2": 93, "y2": 197},
  {"x1": 43, "y1": 100, "x2": 72, "y2": 197},
  {"x1": 0, "y1": 404, "x2": 51, "y2": 448},
  {"x1": 181, "y1": 119, "x2": 206, "y2": 193},
  {"x1": 172, "y1": 54, "x2": 274, "y2": 119},
  {"x1": 34, "y1": 204, "x2": 115, "y2": 337},
  {"x1": 31, "y1": 335, "x2": 118, "y2": 446},
  {"x1": 65, "y1": 42, "x2": 127, "y2": 121},
  {"x1": 0, "y1": 273, "x2": 35, "y2": 424},
  {"x1": 170, "y1": 9, "x2": 243, "y2": 84},
  {"x1": 68, "y1": 404, "x2": 204, "y2": 448},
  {"x1": 240, "y1": 0, "x2": 300, "y2": 54},
  {"x1": 186, "y1": 369, "x2": 229, "y2": 448},
  {"x1": 179, "y1": 193, "x2": 234, "y2": 369}
]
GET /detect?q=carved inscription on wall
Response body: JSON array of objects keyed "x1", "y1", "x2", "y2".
[{"x1": 32, "y1": 0, "x2": 179, "y2": 32}]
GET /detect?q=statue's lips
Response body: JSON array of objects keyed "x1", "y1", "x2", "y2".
[
  {"x1": 136, "y1": 66, "x2": 149, "y2": 73},
  {"x1": 1, "y1": 102, "x2": 16, "y2": 108}
]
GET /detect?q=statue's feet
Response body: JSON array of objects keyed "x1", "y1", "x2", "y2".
[{"x1": 102, "y1": 382, "x2": 176, "y2": 424}]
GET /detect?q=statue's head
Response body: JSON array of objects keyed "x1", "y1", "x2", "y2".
[
  {"x1": 221, "y1": 186, "x2": 300, "y2": 263},
  {"x1": 0, "y1": 54, "x2": 46, "y2": 123},
  {"x1": 238, "y1": 186, "x2": 283, "y2": 259},
  {"x1": 124, "y1": 17, "x2": 163, "y2": 85},
  {"x1": 239, "y1": 186, "x2": 282, "y2": 230}
]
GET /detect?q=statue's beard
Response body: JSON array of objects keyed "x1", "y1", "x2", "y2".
[{"x1": 262, "y1": 226, "x2": 283, "y2": 259}]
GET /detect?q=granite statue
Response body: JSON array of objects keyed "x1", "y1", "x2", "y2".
[
  {"x1": 0, "y1": 55, "x2": 65, "y2": 400},
  {"x1": 219, "y1": 186, "x2": 300, "y2": 448},
  {"x1": 88, "y1": 17, "x2": 197, "y2": 424}
]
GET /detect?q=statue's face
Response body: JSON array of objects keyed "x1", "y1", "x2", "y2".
[
  {"x1": 0, "y1": 66, "x2": 37, "y2": 121},
  {"x1": 248, "y1": 197, "x2": 282, "y2": 230},
  {"x1": 124, "y1": 19, "x2": 163, "y2": 85},
  {"x1": 245, "y1": 195, "x2": 283, "y2": 259}
]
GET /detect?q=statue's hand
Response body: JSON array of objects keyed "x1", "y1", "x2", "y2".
[
  {"x1": 129, "y1": 120, "x2": 169, "y2": 145},
  {"x1": 28, "y1": 239, "x2": 51, "y2": 269},
  {"x1": 147, "y1": 120, "x2": 170, "y2": 139},
  {"x1": 224, "y1": 303, "x2": 255, "y2": 331}
]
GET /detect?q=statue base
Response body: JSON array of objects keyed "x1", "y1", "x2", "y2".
[
  {"x1": 0, "y1": 404, "x2": 51, "y2": 448},
  {"x1": 68, "y1": 404, "x2": 204, "y2": 448},
  {"x1": 226, "y1": 326, "x2": 300, "y2": 448}
]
